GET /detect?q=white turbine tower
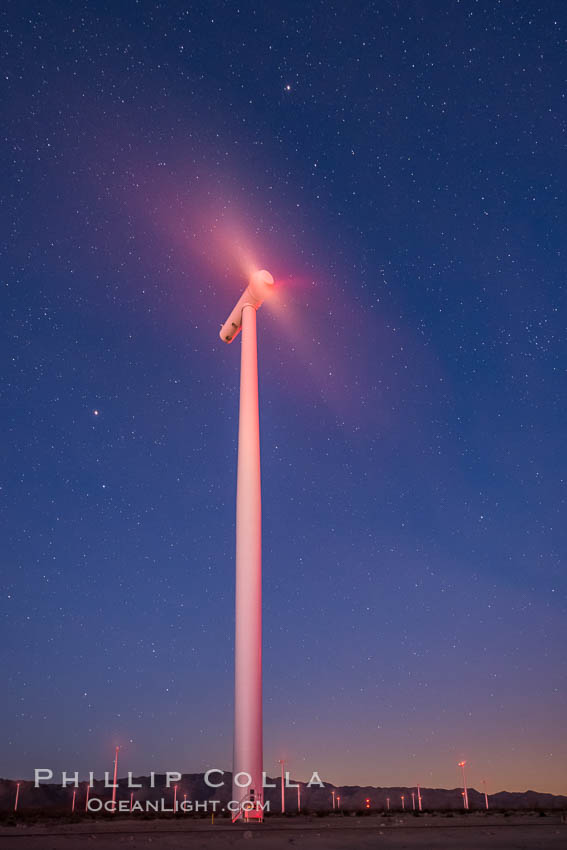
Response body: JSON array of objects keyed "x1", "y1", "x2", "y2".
[{"x1": 220, "y1": 269, "x2": 274, "y2": 820}]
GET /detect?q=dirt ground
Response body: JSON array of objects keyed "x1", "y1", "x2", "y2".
[{"x1": 0, "y1": 815, "x2": 565, "y2": 850}]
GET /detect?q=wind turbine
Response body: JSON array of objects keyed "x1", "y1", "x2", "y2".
[
  {"x1": 458, "y1": 761, "x2": 469, "y2": 810},
  {"x1": 220, "y1": 269, "x2": 275, "y2": 817},
  {"x1": 278, "y1": 759, "x2": 286, "y2": 813},
  {"x1": 111, "y1": 746, "x2": 119, "y2": 810}
]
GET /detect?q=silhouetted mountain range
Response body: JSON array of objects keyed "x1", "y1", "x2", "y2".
[{"x1": 1, "y1": 774, "x2": 566, "y2": 812}]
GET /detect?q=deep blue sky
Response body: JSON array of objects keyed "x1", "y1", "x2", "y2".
[{"x1": 2, "y1": 0, "x2": 566, "y2": 795}]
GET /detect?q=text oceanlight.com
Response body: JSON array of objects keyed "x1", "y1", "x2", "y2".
[{"x1": 85, "y1": 798, "x2": 268, "y2": 813}]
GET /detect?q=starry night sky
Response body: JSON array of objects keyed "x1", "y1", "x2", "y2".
[{"x1": 2, "y1": 1, "x2": 566, "y2": 796}]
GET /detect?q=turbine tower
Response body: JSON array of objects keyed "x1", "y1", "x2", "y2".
[
  {"x1": 220, "y1": 269, "x2": 274, "y2": 817},
  {"x1": 458, "y1": 761, "x2": 469, "y2": 810}
]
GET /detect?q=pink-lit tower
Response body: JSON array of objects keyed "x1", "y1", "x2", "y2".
[
  {"x1": 279, "y1": 759, "x2": 286, "y2": 813},
  {"x1": 458, "y1": 761, "x2": 469, "y2": 810},
  {"x1": 220, "y1": 270, "x2": 274, "y2": 814},
  {"x1": 112, "y1": 746, "x2": 119, "y2": 810}
]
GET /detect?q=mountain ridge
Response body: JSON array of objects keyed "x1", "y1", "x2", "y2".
[{"x1": 1, "y1": 774, "x2": 566, "y2": 811}]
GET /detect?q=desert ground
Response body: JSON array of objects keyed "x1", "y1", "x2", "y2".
[{"x1": 0, "y1": 814, "x2": 565, "y2": 850}]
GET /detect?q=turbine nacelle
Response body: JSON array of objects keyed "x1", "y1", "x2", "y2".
[{"x1": 219, "y1": 269, "x2": 274, "y2": 343}]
